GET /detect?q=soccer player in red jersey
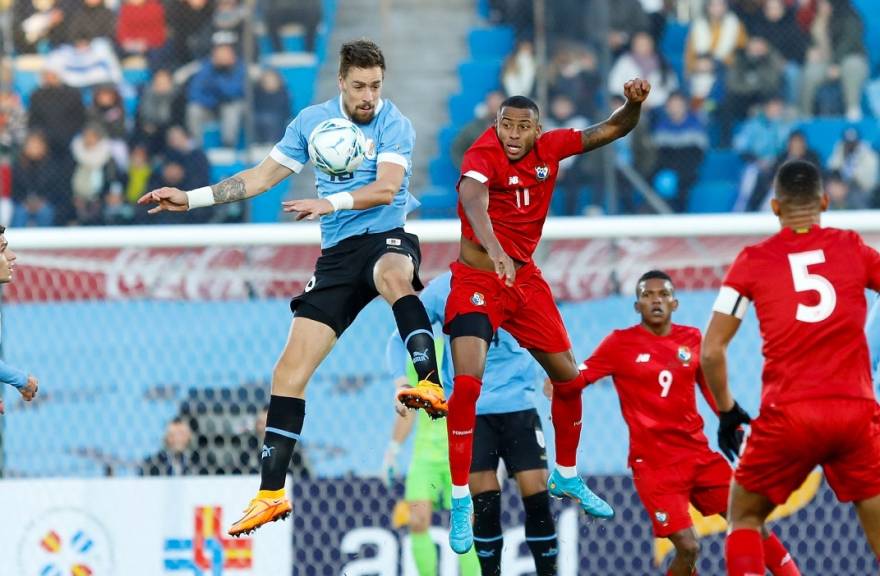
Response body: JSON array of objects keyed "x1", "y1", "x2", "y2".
[
  {"x1": 440, "y1": 79, "x2": 651, "y2": 554},
  {"x1": 581, "y1": 270, "x2": 799, "y2": 576},
  {"x1": 702, "y1": 159, "x2": 880, "y2": 575}
]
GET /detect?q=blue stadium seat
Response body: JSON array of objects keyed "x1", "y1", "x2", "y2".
[
  {"x1": 660, "y1": 21, "x2": 689, "y2": 63},
  {"x1": 429, "y1": 156, "x2": 459, "y2": 187},
  {"x1": 249, "y1": 181, "x2": 288, "y2": 222},
  {"x1": 476, "y1": 0, "x2": 491, "y2": 19},
  {"x1": 262, "y1": 53, "x2": 318, "y2": 115},
  {"x1": 698, "y1": 149, "x2": 743, "y2": 183},
  {"x1": 653, "y1": 169, "x2": 679, "y2": 200},
  {"x1": 796, "y1": 117, "x2": 880, "y2": 163},
  {"x1": 448, "y1": 92, "x2": 481, "y2": 127},
  {"x1": 13, "y1": 69, "x2": 40, "y2": 105},
  {"x1": 468, "y1": 26, "x2": 515, "y2": 60},
  {"x1": 437, "y1": 125, "x2": 459, "y2": 156},
  {"x1": 687, "y1": 180, "x2": 738, "y2": 213},
  {"x1": 122, "y1": 65, "x2": 150, "y2": 87},
  {"x1": 417, "y1": 186, "x2": 458, "y2": 219},
  {"x1": 457, "y1": 60, "x2": 503, "y2": 99},
  {"x1": 202, "y1": 123, "x2": 223, "y2": 150}
]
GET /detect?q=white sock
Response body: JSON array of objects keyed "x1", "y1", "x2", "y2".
[
  {"x1": 452, "y1": 484, "x2": 470, "y2": 499},
  {"x1": 556, "y1": 465, "x2": 577, "y2": 479}
]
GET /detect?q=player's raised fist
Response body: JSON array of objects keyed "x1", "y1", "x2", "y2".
[
  {"x1": 138, "y1": 187, "x2": 190, "y2": 214},
  {"x1": 623, "y1": 78, "x2": 651, "y2": 104},
  {"x1": 20, "y1": 375, "x2": 38, "y2": 402}
]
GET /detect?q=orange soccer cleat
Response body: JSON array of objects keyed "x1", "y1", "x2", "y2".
[
  {"x1": 396, "y1": 379, "x2": 448, "y2": 419},
  {"x1": 227, "y1": 490, "x2": 293, "y2": 537}
]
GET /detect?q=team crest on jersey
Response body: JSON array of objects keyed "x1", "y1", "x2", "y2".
[
  {"x1": 364, "y1": 138, "x2": 377, "y2": 160},
  {"x1": 535, "y1": 165, "x2": 549, "y2": 181},
  {"x1": 471, "y1": 292, "x2": 485, "y2": 306},
  {"x1": 655, "y1": 510, "x2": 668, "y2": 525},
  {"x1": 678, "y1": 346, "x2": 692, "y2": 365}
]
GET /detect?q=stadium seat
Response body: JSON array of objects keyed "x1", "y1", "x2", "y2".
[
  {"x1": 468, "y1": 26, "x2": 515, "y2": 60},
  {"x1": 660, "y1": 22, "x2": 689, "y2": 63},
  {"x1": 250, "y1": 181, "x2": 288, "y2": 222},
  {"x1": 429, "y1": 156, "x2": 460, "y2": 187},
  {"x1": 279, "y1": 24, "x2": 307, "y2": 52},
  {"x1": 417, "y1": 186, "x2": 458, "y2": 219},
  {"x1": 698, "y1": 150, "x2": 743, "y2": 183},
  {"x1": 796, "y1": 117, "x2": 880, "y2": 163},
  {"x1": 653, "y1": 169, "x2": 679, "y2": 200},
  {"x1": 122, "y1": 64, "x2": 150, "y2": 87},
  {"x1": 448, "y1": 92, "x2": 481, "y2": 128},
  {"x1": 457, "y1": 60, "x2": 503, "y2": 99},
  {"x1": 437, "y1": 125, "x2": 459, "y2": 156},
  {"x1": 262, "y1": 52, "x2": 318, "y2": 115},
  {"x1": 687, "y1": 180, "x2": 738, "y2": 213}
]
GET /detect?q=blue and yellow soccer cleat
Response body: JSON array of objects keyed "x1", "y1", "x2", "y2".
[
  {"x1": 396, "y1": 379, "x2": 448, "y2": 419},
  {"x1": 547, "y1": 469, "x2": 614, "y2": 519},
  {"x1": 449, "y1": 494, "x2": 474, "y2": 554}
]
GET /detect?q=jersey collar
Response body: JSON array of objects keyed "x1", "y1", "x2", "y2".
[{"x1": 337, "y1": 94, "x2": 384, "y2": 120}]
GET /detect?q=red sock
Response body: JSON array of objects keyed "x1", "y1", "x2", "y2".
[
  {"x1": 726, "y1": 528, "x2": 765, "y2": 576},
  {"x1": 550, "y1": 371, "x2": 586, "y2": 467},
  {"x1": 763, "y1": 533, "x2": 800, "y2": 575},
  {"x1": 447, "y1": 374, "x2": 481, "y2": 486}
]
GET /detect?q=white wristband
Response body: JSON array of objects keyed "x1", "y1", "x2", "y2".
[
  {"x1": 325, "y1": 192, "x2": 354, "y2": 212},
  {"x1": 387, "y1": 440, "x2": 401, "y2": 456},
  {"x1": 185, "y1": 186, "x2": 215, "y2": 210}
]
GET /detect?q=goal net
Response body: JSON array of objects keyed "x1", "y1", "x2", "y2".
[{"x1": 2, "y1": 213, "x2": 878, "y2": 575}]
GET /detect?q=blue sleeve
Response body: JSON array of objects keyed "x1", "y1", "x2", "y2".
[
  {"x1": 866, "y1": 295, "x2": 880, "y2": 380},
  {"x1": 269, "y1": 111, "x2": 310, "y2": 173},
  {"x1": 385, "y1": 330, "x2": 408, "y2": 380},
  {"x1": 418, "y1": 274, "x2": 451, "y2": 326},
  {"x1": 0, "y1": 359, "x2": 27, "y2": 389},
  {"x1": 377, "y1": 109, "x2": 415, "y2": 172}
]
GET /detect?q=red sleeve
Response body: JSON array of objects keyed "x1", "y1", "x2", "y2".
[
  {"x1": 539, "y1": 129, "x2": 584, "y2": 162},
  {"x1": 581, "y1": 332, "x2": 618, "y2": 384},
  {"x1": 460, "y1": 145, "x2": 497, "y2": 187},
  {"x1": 696, "y1": 367, "x2": 719, "y2": 415},
  {"x1": 856, "y1": 232, "x2": 880, "y2": 292},
  {"x1": 722, "y1": 247, "x2": 753, "y2": 299}
]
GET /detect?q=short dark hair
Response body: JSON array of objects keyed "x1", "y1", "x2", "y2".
[
  {"x1": 0, "y1": 225, "x2": 6, "y2": 235},
  {"x1": 500, "y1": 95, "x2": 540, "y2": 117},
  {"x1": 773, "y1": 159, "x2": 823, "y2": 206},
  {"x1": 636, "y1": 270, "x2": 673, "y2": 296},
  {"x1": 339, "y1": 39, "x2": 386, "y2": 78}
]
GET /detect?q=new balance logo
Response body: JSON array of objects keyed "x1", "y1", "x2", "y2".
[
  {"x1": 636, "y1": 353, "x2": 651, "y2": 363},
  {"x1": 261, "y1": 444, "x2": 275, "y2": 460},
  {"x1": 781, "y1": 554, "x2": 792, "y2": 566},
  {"x1": 452, "y1": 429, "x2": 473, "y2": 436},
  {"x1": 412, "y1": 348, "x2": 431, "y2": 364}
]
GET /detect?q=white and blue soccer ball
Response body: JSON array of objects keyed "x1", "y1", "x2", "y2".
[{"x1": 307, "y1": 118, "x2": 367, "y2": 176}]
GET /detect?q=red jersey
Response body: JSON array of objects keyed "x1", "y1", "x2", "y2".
[
  {"x1": 717, "y1": 225, "x2": 880, "y2": 407},
  {"x1": 581, "y1": 324, "x2": 717, "y2": 467},
  {"x1": 458, "y1": 127, "x2": 583, "y2": 263}
]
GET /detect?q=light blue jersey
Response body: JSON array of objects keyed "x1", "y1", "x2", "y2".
[
  {"x1": 270, "y1": 95, "x2": 419, "y2": 248},
  {"x1": 866, "y1": 293, "x2": 880, "y2": 387},
  {"x1": 386, "y1": 271, "x2": 540, "y2": 414}
]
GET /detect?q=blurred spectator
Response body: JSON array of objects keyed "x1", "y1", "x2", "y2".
[
  {"x1": 124, "y1": 143, "x2": 153, "y2": 207},
  {"x1": 136, "y1": 69, "x2": 180, "y2": 154},
  {"x1": 733, "y1": 97, "x2": 794, "y2": 164},
  {"x1": 825, "y1": 169, "x2": 870, "y2": 210},
  {"x1": 827, "y1": 127, "x2": 879, "y2": 196},
  {"x1": 688, "y1": 54, "x2": 724, "y2": 113},
  {"x1": 27, "y1": 64, "x2": 86, "y2": 154},
  {"x1": 213, "y1": 0, "x2": 246, "y2": 46},
  {"x1": 0, "y1": 90, "x2": 28, "y2": 158},
  {"x1": 545, "y1": 93, "x2": 594, "y2": 214},
  {"x1": 66, "y1": 0, "x2": 115, "y2": 43},
  {"x1": 254, "y1": 69, "x2": 291, "y2": 144},
  {"x1": 233, "y1": 406, "x2": 311, "y2": 478},
  {"x1": 608, "y1": 31, "x2": 678, "y2": 110},
  {"x1": 639, "y1": 0, "x2": 668, "y2": 43},
  {"x1": 115, "y1": 0, "x2": 167, "y2": 69},
  {"x1": 186, "y1": 42, "x2": 246, "y2": 147},
  {"x1": 166, "y1": 0, "x2": 214, "y2": 68},
  {"x1": 451, "y1": 91, "x2": 504, "y2": 168},
  {"x1": 48, "y1": 35, "x2": 123, "y2": 88},
  {"x1": 70, "y1": 123, "x2": 123, "y2": 225},
  {"x1": 488, "y1": 0, "x2": 533, "y2": 41},
  {"x1": 736, "y1": 129, "x2": 820, "y2": 211},
  {"x1": 586, "y1": 0, "x2": 649, "y2": 57},
  {"x1": 501, "y1": 41, "x2": 536, "y2": 97},
  {"x1": 742, "y1": 0, "x2": 808, "y2": 106},
  {"x1": 163, "y1": 125, "x2": 210, "y2": 189},
  {"x1": 801, "y1": 0, "x2": 868, "y2": 119},
  {"x1": 718, "y1": 36, "x2": 785, "y2": 145},
  {"x1": 262, "y1": 0, "x2": 322, "y2": 52},
  {"x1": 88, "y1": 83, "x2": 129, "y2": 168},
  {"x1": 12, "y1": 131, "x2": 72, "y2": 226},
  {"x1": 14, "y1": 0, "x2": 71, "y2": 54},
  {"x1": 652, "y1": 92, "x2": 708, "y2": 212},
  {"x1": 685, "y1": 0, "x2": 748, "y2": 75},
  {"x1": 549, "y1": 43, "x2": 600, "y2": 120},
  {"x1": 140, "y1": 417, "x2": 196, "y2": 476}
]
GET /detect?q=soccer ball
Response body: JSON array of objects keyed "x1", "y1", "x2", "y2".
[{"x1": 307, "y1": 118, "x2": 367, "y2": 176}]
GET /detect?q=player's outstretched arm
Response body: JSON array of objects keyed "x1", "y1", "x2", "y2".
[
  {"x1": 579, "y1": 78, "x2": 651, "y2": 153},
  {"x1": 459, "y1": 176, "x2": 516, "y2": 286},
  {"x1": 283, "y1": 162, "x2": 405, "y2": 221},
  {"x1": 138, "y1": 155, "x2": 294, "y2": 214}
]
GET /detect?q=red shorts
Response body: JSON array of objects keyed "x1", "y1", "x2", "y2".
[
  {"x1": 631, "y1": 449, "x2": 731, "y2": 537},
  {"x1": 735, "y1": 398, "x2": 880, "y2": 504},
  {"x1": 444, "y1": 260, "x2": 571, "y2": 353}
]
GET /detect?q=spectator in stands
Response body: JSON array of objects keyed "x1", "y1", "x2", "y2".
[
  {"x1": 66, "y1": 0, "x2": 115, "y2": 43},
  {"x1": 12, "y1": 131, "x2": 72, "y2": 227},
  {"x1": 254, "y1": 69, "x2": 291, "y2": 144},
  {"x1": 213, "y1": 0, "x2": 246, "y2": 47},
  {"x1": 735, "y1": 129, "x2": 820, "y2": 211},
  {"x1": 13, "y1": 0, "x2": 72, "y2": 54},
  {"x1": 115, "y1": 0, "x2": 167, "y2": 69},
  {"x1": 186, "y1": 42, "x2": 245, "y2": 148},
  {"x1": 608, "y1": 31, "x2": 678, "y2": 111},
  {"x1": 70, "y1": 122, "x2": 123, "y2": 225},
  {"x1": 451, "y1": 91, "x2": 504, "y2": 169},
  {"x1": 827, "y1": 126, "x2": 879, "y2": 197},
  {"x1": 546, "y1": 93, "x2": 595, "y2": 214},
  {"x1": 639, "y1": 0, "x2": 668, "y2": 43},
  {"x1": 688, "y1": 54, "x2": 724, "y2": 113},
  {"x1": 234, "y1": 406, "x2": 311, "y2": 478},
  {"x1": 140, "y1": 416, "x2": 196, "y2": 476},
  {"x1": 88, "y1": 83, "x2": 129, "y2": 168},
  {"x1": 685, "y1": 0, "x2": 748, "y2": 76},
  {"x1": 549, "y1": 42, "x2": 600, "y2": 120},
  {"x1": 800, "y1": 0, "x2": 868, "y2": 120},
  {"x1": 742, "y1": 0, "x2": 808, "y2": 107},
  {"x1": 585, "y1": 0, "x2": 649, "y2": 57},
  {"x1": 124, "y1": 143, "x2": 153, "y2": 210},
  {"x1": 166, "y1": 0, "x2": 214, "y2": 68},
  {"x1": 0, "y1": 90, "x2": 28, "y2": 158},
  {"x1": 27, "y1": 64, "x2": 86, "y2": 154},
  {"x1": 501, "y1": 40, "x2": 536, "y2": 97},
  {"x1": 162, "y1": 125, "x2": 210, "y2": 189},
  {"x1": 825, "y1": 169, "x2": 870, "y2": 210},
  {"x1": 47, "y1": 33, "x2": 123, "y2": 88},
  {"x1": 263, "y1": 0, "x2": 322, "y2": 53},
  {"x1": 136, "y1": 69, "x2": 180, "y2": 155},
  {"x1": 717, "y1": 36, "x2": 785, "y2": 145},
  {"x1": 731, "y1": 97, "x2": 793, "y2": 212},
  {"x1": 652, "y1": 91, "x2": 708, "y2": 212},
  {"x1": 488, "y1": 0, "x2": 533, "y2": 41}
]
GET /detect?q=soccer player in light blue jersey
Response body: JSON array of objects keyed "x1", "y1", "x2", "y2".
[
  {"x1": 385, "y1": 271, "x2": 559, "y2": 576},
  {"x1": 0, "y1": 226, "x2": 38, "y2": 415},
  {"x1": 866, "y1": 294, "x2": 880, "y2": 386},
  {"x1": 139, "y1": 40, "x2": 447, "y2": 537}
]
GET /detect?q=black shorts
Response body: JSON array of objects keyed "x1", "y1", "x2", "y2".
[
  {"x1": 290, "y1": 227, "x2": 423, "y2": 337},
  {"x1": 471, "y1": 408, "x2": 548, "y2": 475}
]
